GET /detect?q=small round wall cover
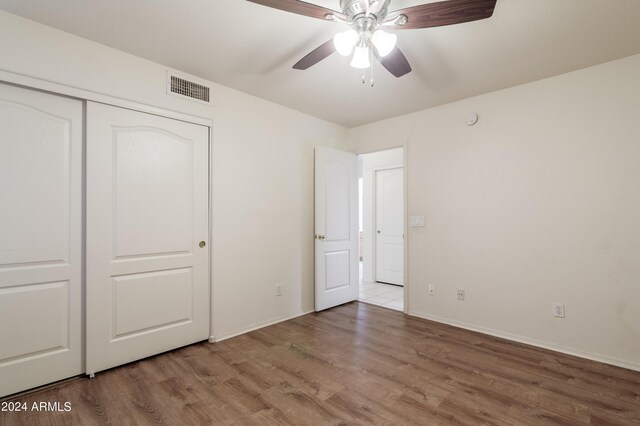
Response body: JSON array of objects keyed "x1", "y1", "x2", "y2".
[{"x1": 465, "y1": 113, "x2": 479, "y2": 126}]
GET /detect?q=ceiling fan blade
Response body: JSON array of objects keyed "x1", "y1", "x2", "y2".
[
  {"x1": 387, "y1": 0, "x2": 497, "y2": 30},
  {"x1": 373, "y1": 46, "x2": 412, "y2": 77},
  {"x1": 293, "y1": 39, "x2": 336, "y2": 70},
  {"x1": 369, "y1": 1, "x2": 383, "y2": 15},
  {"x1": 246, "y1": 0, "x2": 346, "y2": 21}
]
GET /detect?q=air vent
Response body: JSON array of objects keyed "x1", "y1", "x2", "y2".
[{"x1": 167, "y1": 71, "x2": 211, "y2": 103}]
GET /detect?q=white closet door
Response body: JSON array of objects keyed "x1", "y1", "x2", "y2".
[
  {"x1": 86, "y1": 102, "x2": 210, "y2": 374},
  {"x1": 0, "y1": 83, "x2": 83, "y2": 397}
]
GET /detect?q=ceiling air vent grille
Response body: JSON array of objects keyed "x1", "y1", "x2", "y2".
[{"x1": 167, "y1": 72, "x2": 210, "y2": 103}]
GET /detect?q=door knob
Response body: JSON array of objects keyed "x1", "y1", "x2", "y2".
[
  {"x1": 377, "y1": 230, "x2": 381, "y2": 234},
  {"x1": 318, "y1": 235, "x2": 326, "y2": 240},
  {"x1": 199, "y1": 241, "x2": 206, "y2": 248}
]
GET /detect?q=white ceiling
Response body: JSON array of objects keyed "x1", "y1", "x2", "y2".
[{"x1": 1, "y1": 0, "x2": 640, "y2": 127}]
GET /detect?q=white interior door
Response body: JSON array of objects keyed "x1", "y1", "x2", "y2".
[
  {"x1": 315, "y1": 146, "x2": 358, "y2": 311},
  {"x1": 0, "y1": 83, "x2": 83, "y2": 397},
  {"x1": 86, "y1": 102, "x2": 210, "y2": 374},
  {"x1": 375, "y1": 167, "x2": 404, "y2": 285}
]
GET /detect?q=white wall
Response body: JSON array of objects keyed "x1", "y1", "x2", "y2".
[
  {"x1": 349, "y1": 54, "x2": 640, "y2": 371},
  {"x1": 0, "y1": 11, "x2": 348, "y2": 340},
  {"x1": 360, "y1": 148, "x2": 404, "y2": 283}
]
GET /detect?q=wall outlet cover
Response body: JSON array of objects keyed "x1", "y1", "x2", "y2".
[{"x1": 410, "y1": 215, "x2": 425, "y2": 227}]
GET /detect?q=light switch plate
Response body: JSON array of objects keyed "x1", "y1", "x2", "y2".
[{"x1": 410, "y1": 215, "x2": 425, "y2": 227}]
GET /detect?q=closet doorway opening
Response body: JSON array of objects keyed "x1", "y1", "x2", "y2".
[{"x1": 358, "y1": 147, "x2": 405, "y2": 312}]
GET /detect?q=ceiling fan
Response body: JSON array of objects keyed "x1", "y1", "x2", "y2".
[{"x1": 246, "y1": 0, "x2": 497, "y2": 83}]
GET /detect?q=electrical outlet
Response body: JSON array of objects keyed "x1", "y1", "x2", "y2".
[
  {"x1": 457, "y1": 289, "x2": 465, "y2": 301},
  {"x1": 553, "y1": 303, "x2": 565, "y2": 318},
  {"x1": 428, "y1": 285, "x2": 435, "y2": 296},
  {"x1": 275, "y1": 283, "x2": 282, "y2": 297}
]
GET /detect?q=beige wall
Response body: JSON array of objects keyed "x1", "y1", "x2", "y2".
[
  {"x1": 0, "y1": 11, "x2": 348, "y2": 340},
  {"x1": 349, "y1": 54, "x2": 640, "y2": 371}
]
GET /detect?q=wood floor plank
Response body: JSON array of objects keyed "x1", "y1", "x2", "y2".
[{"x1": 2, "y1": 302, "x2": 640, "y2": 425}]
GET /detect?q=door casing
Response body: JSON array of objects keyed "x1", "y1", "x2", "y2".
[{"x1": 357, "y1": 146, "x2": 408, "y2": 313}]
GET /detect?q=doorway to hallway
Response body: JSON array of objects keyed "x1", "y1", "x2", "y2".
[{"x1": 357, "y1": 147, "x2": 405, "y2": 312}]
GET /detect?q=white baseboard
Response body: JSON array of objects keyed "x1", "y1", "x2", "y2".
[
  {"x1": 212, "y1": 310, "x2": 314, "y2": 343},
  {"x1": 210, "y1": 307, "x2": 639, "y2": 373},
  {"x1": 409, "y1": 310, "x2": 640, "y2": 373}
]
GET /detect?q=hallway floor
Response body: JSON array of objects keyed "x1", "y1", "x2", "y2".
[{"x1": 358, "y1": 281, "x2": 404, "y2": 311}]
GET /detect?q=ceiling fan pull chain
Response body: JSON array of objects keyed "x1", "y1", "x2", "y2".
[
  {"x1": 362, "y1": 73, "x2": 366, "y2": 84},
  {"x1": 370, "y1": 47, "x2": 375, "y2": 87}
]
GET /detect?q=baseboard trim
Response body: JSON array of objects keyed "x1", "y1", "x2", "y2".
[
  {"x1": 0, "y1": 375, "x2": 84, "y2": 402},
  {"x1": 409, "y1": 310, "x2": 640, "y2": 373},
  {"x1": 213, "y1": 310, "x2": 314, "y2": 343}
]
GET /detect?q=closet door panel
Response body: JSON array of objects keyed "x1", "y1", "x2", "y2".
[
  {"x1": 86, "y1": 102, "x2": 210, "y2": 374},
  {"x1": 0, "y1": 83, "x2": 83, "y2": 397}
]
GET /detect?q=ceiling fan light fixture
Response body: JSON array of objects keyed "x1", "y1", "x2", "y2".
[
  {"x1": 247, "y1": 0, "x2": 498, "y2": 81},
  {"x1": 333, "y1": 29, "x2": 359, "y2": 56},
  {"x1": 350, "y1": 45, "x2": 371, "y2": 69},
  {"x1": 371, "y1": 29, "x2": 397, "y2": 57}
]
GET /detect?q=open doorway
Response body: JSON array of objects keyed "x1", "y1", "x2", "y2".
[{"x1": 358, "y1": 147, "x2": 405, "y2": 311}]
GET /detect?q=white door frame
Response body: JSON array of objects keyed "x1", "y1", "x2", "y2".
[
  {"x1": 0, "y1": 70, "x2": 216, "y2": 368},
  {"x1": 358, "y1": 145, "x2": 409, "y2": 313},
  {"x1": 0, "y1": 69, "x2": 212, "y2": 128}
]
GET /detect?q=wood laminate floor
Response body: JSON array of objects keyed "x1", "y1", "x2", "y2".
[{"x1": 2, "y1": 302, "x2": 639, "y2": 425}]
